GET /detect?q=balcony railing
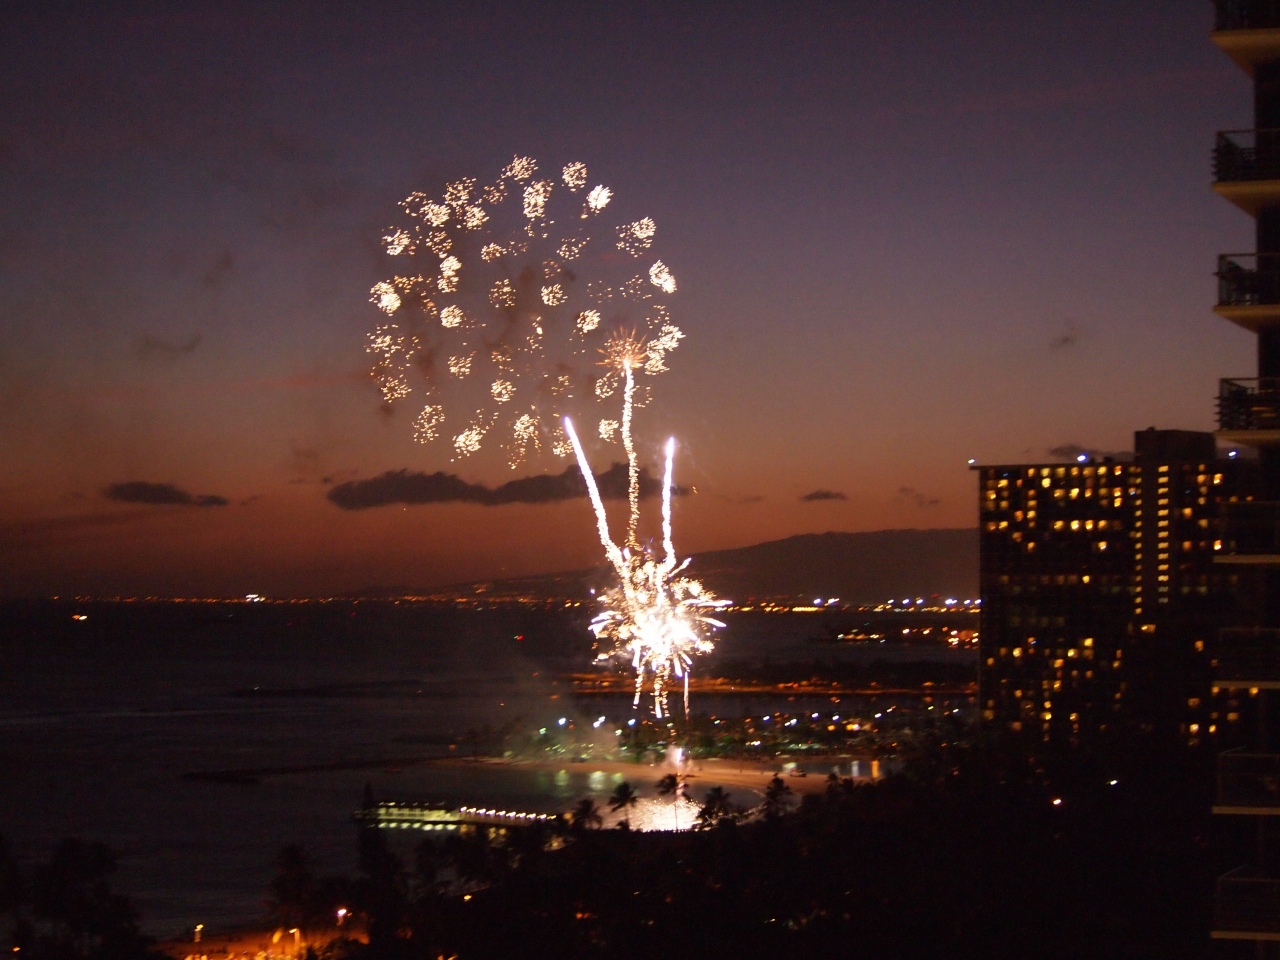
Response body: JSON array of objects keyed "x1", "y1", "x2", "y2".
[
  {"x1": 1219, "y1": 254, "x2": 1280, "y2": 307},
  {"x1": 1218, "y1": 749, "x2": 1280, "y2": 809},
  {"x1": 1215, "y1": 0, "x2": 1280, "y2": 31},
  {"x1": 1216, "y1": 130, "x2": 1280, "y2": 183},
  {"x1": 1216, "y1": 867, "x2": 1280, "y2": 935},
  {"x1": 1217, "y1": 628, "x2": 1280, "y2": 683},
  {"x1": 1219, "y1": 378, "x2": 1280, "y2": 432},
  {"x1": 1222, "y1": 501, "x2": 1280, "y2": 555}
]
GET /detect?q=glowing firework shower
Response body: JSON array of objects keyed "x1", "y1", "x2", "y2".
[
  {"x1": 563, "y1": 336, "x2": 728, "y2": 720},
  {"x1": 368, "y1": 157, "x2": 725, "y2": 717},
  {"x1": 565, "y1": 415, "x2": 727, "y2": 719},
  {"x1": 367, "y1": 156, "x2": 684, "y2": 467}
]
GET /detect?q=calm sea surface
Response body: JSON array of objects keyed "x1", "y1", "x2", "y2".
[{"x1": 0, "y1": 601, "x2": 973, "y2": 936}]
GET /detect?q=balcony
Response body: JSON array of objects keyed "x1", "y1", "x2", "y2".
[
  {"x1": 1216, "y1": 749, "x2": 1280, "y2": 812},
  {"x1": 1216, "y1": 253, "x2": 1280, "y2": 329},
  {"x1": 1219, "y1": 378, "x2": 1280, "y2": 443},
  {"x1": 1216, "y1": 628, "x2": 1280, "y2": 687},
  {"x1": 1214, "y1": 867, "x2": 1280, "y2": 939},
  {"x1": 1213, "y1": 3, "x2": 1280, "y2": 77},
  {"x1": 1214, "y1": 132, "x2": 1280, "y2": 213}
]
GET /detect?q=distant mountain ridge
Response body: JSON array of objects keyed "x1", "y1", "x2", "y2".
[
  {"x1": 429, "y1": 528, "x2": 978, "y2": 604},
  {"x1": 689, "y1": 529, "x2": 977, "y2": 602}
]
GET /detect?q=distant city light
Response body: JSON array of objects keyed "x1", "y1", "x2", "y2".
[
  {"x1": 1052, "y1": 798, "x2": 1063, "y2": 806},
  {"x1": 1076, "y1": 454, "x2": 1088, "y2": 463},
  {"x1": 1229, "y1": 450, "x2": 1239, "y2": 458},
  {"x1": 592, "y1": 716, "x2": 606, "y2": 728},
  {"x1": 967, "y1": 458, "x2": 976, "y2": 465},
  {"x1": 557, "y1": 717, "x2": 567, "y2": 726},
  {"x1": 627, "y1": 718, "x2": 636, "y2": 726}
]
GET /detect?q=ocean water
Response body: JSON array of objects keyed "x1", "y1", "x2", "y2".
[{"x1": 0, "y1": 601, "x2": 973, "y2": 936}]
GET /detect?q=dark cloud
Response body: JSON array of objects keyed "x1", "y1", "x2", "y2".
[
  {"x1": 800, "y1": 489, "x2": 847, "y2": 502},
  {"x1": 327, "y1": 463, "x2": 686, "y2": 510},
  {"x1": 133, "y1": 332, "x2": 201, "y2": 360},
  {"x1": 103, "y1": 482, "x2": 228, "y2": 507},
  {"x1": 898, "y1": 486, "x2": 941, "y2": 508},
  {"x1": 1047, "y1": 443, "x2": 1131, "y2": 462}
]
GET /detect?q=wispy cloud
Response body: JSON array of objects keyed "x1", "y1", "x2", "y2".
[
  {"x1": 103, "y1": 481, "x2": 228, "y2": 507},
  {"x1": 898, "y1": 486, "x2": 941, "y2": 508},
  {"x1": 800, "y1": 489, "x2": 847, "y2": 502}
]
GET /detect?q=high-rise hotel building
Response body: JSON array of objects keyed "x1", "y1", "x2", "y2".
[
  {"x1": 1208, "y1": 2, "x2": 1280, "y2": 947},
  {"x1": 977, "y1": 430, "x2": 1246, "y2": 742}
]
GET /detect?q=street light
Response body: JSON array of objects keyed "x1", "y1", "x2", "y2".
[
  {"x1": 335, "y1": 908, "x2": 347, "y2": 928},
  {"x1": 288, "y1": 929, "x2": 300, "y2": 957},
  {"x1": 194, "y1": 925, "x2": 203, "y2": 944}
]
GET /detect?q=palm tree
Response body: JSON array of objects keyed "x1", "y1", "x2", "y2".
[
  {"x1": 762, "y1": 775, "x2": 793, "y2": 819},
  {"x1": 570, "y1": 797, "x2": 603, "y2": 833},
  {"x1": 696, "y1": 786, "x2": 733, "y2": 828},
  {"x1": 655, "y1": 774, "x2": 681, "y2": 829},
  {"x1": 608, "y1": 782, "x2": 638, "y2": 828}
]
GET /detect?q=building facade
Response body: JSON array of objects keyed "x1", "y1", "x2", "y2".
[
  {"x1": 1209, "y1": 2, "x2": 1280, "y2": 948},
  {"x1": 977, "y1": 430, "x2": 1245, "y2": 743}
]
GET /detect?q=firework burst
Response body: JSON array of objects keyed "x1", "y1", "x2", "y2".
[{"x1": 367, "y1": 156, "x2": 684, "y2": 467}]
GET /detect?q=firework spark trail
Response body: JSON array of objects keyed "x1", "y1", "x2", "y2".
[
  {"x1": 662, "y1": 437, "x2": 676, "y2": 568},
  {"x1": 621, "y1": 362, "x2": 640, "y2": 549},
  {"x1": 564, "y1": 400, "x2": 727, "y2": 720},
  {"x1": 562, "y1": 416, "x2": 626, "y2": 574}
]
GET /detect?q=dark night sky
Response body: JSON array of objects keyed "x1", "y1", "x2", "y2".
[{"x1": 0, "y1": 1, "x2": 1256, "y2": 596}]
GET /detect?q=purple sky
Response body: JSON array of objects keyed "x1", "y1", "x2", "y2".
[{"x1": 0, "y1": 1, "x2": 1256, "y2": 596}]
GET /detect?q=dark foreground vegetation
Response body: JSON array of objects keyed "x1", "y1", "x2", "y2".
[
  {"x1": 0, "y1": 838, "x2": 165, "y2": 960},
  {"x1": 259, "y1": 733, "x2": 1224, "y2": 960},
  {"x1": 0, "y1": 732, "x2": 1232, "y2": 960}
]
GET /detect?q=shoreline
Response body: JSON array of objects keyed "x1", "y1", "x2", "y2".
[{"x1": 429, "y1": 754, "x2": 860, "y2": 797}]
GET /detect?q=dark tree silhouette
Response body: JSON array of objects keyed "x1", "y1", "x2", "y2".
[
  {"x1": 762, "y1": 776, "x2": 793, "y2": 819},
  {"x1": 13, "y1": 838, "x2": 165, "y2": 960},
  {"x1": 655, "y1": 774, "x2": 681, "y2": 830},
  {"x1": 269, "y1": 844, "x2": 317, "y2": 929},
  {"x1": 570, "y1": 798, "x2": 603, "y2": 833},
  {"x1": 696, "y1": 786, "x2": 734, "y2": 828},
  {"x1": 607, "y1": 782, "x2": 638, "y2": 828}
]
